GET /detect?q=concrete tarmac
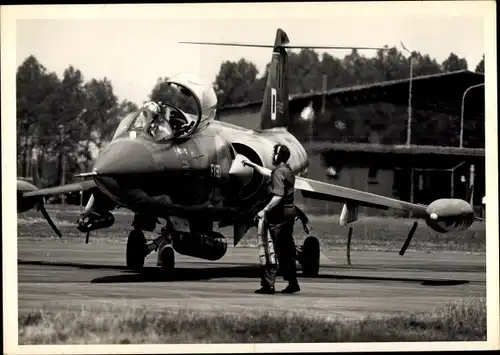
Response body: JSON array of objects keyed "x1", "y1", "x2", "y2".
[{"x1": 17, "y1": 240, "x2": 486, "y2": 320}]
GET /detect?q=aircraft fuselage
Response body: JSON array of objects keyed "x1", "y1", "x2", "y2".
[{"x1": 91, "y1": 120, "x2": 309, "y2": 223}]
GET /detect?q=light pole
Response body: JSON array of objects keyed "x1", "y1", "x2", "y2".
[
  {"x1": 401, "y1": 42, "x2": 414, "y2": 146},
  {"x1": 460, "y1": 83, "x2": 484, "y2": 148}
]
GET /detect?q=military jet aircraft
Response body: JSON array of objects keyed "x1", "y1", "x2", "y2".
[{"x1": 17, "y1": 28, "x2": 482, "y2": 276}]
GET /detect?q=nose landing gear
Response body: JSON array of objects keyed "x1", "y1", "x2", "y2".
[
  {"x1": 151, "y1": 227, "x2": 175, "y2": 276},
  {"x1": 125, "y1": 224, "x2": 176, "y2": 276}
]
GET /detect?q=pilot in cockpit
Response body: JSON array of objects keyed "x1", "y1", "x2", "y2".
[
  {"x1": 142, "y1": 101, "x2": 173, "y2": 141},
  {"x1": 139, "y1": 73, "x2": 217, "y2": 141}
]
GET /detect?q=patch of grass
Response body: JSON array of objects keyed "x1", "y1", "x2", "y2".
[
  {"x1": 19, "y1": 297, "x2": 486, "y2": 344},
  {"x1": 17, "y1": 206, "x2": 486, "y2": 253}
]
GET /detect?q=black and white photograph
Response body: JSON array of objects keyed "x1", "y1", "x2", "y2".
[{"x1": 2, "y1": 1, "x2": 498, "y2": 353}]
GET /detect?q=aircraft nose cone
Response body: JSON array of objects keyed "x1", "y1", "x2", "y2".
[{"x1": 93, "y1": 139, "x2": 156, "y2": 175}]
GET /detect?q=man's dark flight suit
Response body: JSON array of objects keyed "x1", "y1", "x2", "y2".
[{"x1": 261, "y1": 162, "x2": 299, "y2": 289}]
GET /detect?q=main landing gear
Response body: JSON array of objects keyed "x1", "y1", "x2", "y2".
[
  {"x1": 126, "y1": 228, "x2": 148, "y2": 270},
  {"x1": 125, "y1": 225, "x2": 176, "y2": 275},
  {"x1": 295, "y1": 236, "x2": 320, "y2": 277}
]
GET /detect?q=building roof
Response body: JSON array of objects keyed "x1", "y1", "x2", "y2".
[
  {"x1": 219, "y1": 70, "x2": 485, "y2": 117},
  {"x1": 314, "y1": 142, "x2": 485, "y2": 170},
  {"x1": 305, "y1": 142, "x2": 485, "y2": 157}
]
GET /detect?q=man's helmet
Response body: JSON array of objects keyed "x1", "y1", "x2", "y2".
[
  {"x1": 273, "y1": 143, "x2": 291, "y2": 165},
  {"x1": 143, "y1": 101, "x2": 162, "y2": 116}
]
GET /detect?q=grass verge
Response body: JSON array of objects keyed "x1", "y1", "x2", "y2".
[{"x1": 19, "y1": 297, "x2": 486, "y2": 344}]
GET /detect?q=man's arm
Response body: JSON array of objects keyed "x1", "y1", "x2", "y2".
[
  {"x1": 295, "y1": 206, "x2": 311, "y2": 234},
  {"x1": 242, "y1": 160, "x2": 271, "y2": 177},
  {"x1": 263, "y1": 195, "x2": 283, "y2": 213},
  {"x1": 295, "y1": 206, "x2": 309, "y2": 224}
]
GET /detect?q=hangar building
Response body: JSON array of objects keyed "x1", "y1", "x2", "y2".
[{"x1": 216, "y1": 70, "x2": 486, "y2": 217}]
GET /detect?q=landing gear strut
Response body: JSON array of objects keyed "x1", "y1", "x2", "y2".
[
  {"x1": 142, "y1": 225, "x2": 176, "y2": 276},
  {"x1": 296, "y1": 236, "x2": 320, "y2": 277}
]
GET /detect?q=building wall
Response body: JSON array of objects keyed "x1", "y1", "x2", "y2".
[{"x1": 217, "y1": 106, "x2": 485, "y2": 217}]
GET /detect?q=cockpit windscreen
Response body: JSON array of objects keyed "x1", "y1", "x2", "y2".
[{"x1": 165, "y1": 82, "x2": 200, "y2": 119}]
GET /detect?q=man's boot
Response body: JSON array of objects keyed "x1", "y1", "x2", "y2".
[
  {"x1": 281, "y1": 282, "x2": 300, "y2": 294},
  {"x1": 255, "y1": 286, "x2": 276, "y2": 294}
]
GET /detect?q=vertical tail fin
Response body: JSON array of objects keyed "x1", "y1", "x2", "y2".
[{"x1": 260, "y1": 28, "x2": 290, "y2": 130}]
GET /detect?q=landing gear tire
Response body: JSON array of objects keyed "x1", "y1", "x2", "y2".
[
  {"x1": 301, "y1": 236, "x2": 320, "y2": 277},
  {"x1": 159, "y1": 245, "x2": 175, "y2": 277},
  {"x1": 126, "y1": 229, "x2": 147, "y2": 271}
]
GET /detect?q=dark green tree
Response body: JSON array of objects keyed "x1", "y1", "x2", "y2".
[
  {"x1": 475, "y1": 54, "x2": 485, "y2": 73},
  {"x1": 16, "y1": 55, "x2": 61, "y2": 180},
  {"x1": 441, "y1": 52, "x2": 468, "y2": 72},
  {"x1": 17, "y1": 56, "x2": 126, "y2": 187},
  {"x1": 213, "y1": 59, "x2": 263, "y2": 106}
]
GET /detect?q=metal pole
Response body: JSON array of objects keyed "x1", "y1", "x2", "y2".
[
  {"x1": 400, "y1": 42, "x2": 414, "y2": 146},
  {"x1": 451, "y1": 170, "x2": 454, "y2": 198},
  {"x1": 469, "y1": 164, "x2": 475, "y2": 203},
  {"x1": 448, "y1": 161, "x2": 466, "y2": 199},
  {"x1": 406, "y1": 57, "x2": 414, "y2": 146},
  {"x1": 460, "y1": 83, "x2": 484, "y2": 148},
  {"x1": 409, "y1": 167, "x2": 414, "y2": 217},
  {"x1": 321, "y1": 74, "x2": 327, "y2": 114},
  {"x1": 60, "y1": 126, "x2": 66, "y2": 207}
]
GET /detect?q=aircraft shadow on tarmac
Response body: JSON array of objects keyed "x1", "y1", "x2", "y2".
[{"x1": 18, "y1": 260, "x2": 471, "y2": 286}]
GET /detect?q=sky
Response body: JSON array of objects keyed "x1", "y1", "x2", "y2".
[{"x1": 12, "y1": 2, "x2": 489, "y2": 107}]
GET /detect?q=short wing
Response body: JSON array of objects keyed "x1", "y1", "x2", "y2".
[
  {"x1": 295, "y1": 176, "x2": 428, "y2": 216},
  {"x1": 22, "y1": 179, "x2": 97, "y2": 198}
]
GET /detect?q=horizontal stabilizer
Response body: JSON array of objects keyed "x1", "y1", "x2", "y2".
[
  {"x1": 283, "y1": 45, "x2": 388, "y2": 50},
  {"x1": 180, "y1": 28, "x2": 388, "y2": 51},
  {"x1": 179, "y1": 41, "x2": 276, "y2": 48},
  {"x1": 179, "y1": 41, "x2": 388, "y2": 51}
]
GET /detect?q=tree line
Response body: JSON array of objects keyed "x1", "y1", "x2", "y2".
[
  {"x1": 17, "y1": 55, "x2": 138, "y2": 188},
  {"x1": 17, "y1": 47, "x2": 485, "y2": 188},
  {"x1": 205, "y1": 48, "x2": 484, "y2": 146}
]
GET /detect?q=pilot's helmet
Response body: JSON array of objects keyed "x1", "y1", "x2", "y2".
[
  {"x1": 143, "y1": 101, "x2": 160, "y2": 112},
  {"x1": 143, "y1": 101, "x2": 162, "y2": 116},
  {"x1": 167, "y1": 73, "x2": 217, "y2": 121}
]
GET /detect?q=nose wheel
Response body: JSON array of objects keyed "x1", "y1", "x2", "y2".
[
  {"x1": 145, "y1": 226, "x2": 176, "y2": 277},
  {"x1": 126, "y1": 229, "x2": 148, "y2": 270}
]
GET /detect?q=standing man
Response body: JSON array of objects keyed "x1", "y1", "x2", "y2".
[{"x1": 245, "y1": 144, "x2": 301, "y2": 294}]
